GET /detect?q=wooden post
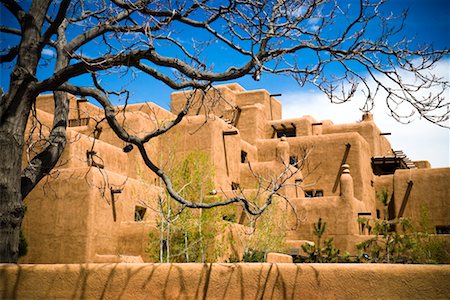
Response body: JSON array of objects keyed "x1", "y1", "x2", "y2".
[
  {"x1": 222, "y1": 130, "x2": 238, "y2": 176},
  {"x1": 397, "y1": 180, "x2": 414, "y2": 219},
  {"x1": 110, "y1": 188, "x2": 122, "y2": 222}
]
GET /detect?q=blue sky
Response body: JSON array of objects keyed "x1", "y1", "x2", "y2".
[{"x1": 1, "y1": 0, "x2": 449, "y2": 167}]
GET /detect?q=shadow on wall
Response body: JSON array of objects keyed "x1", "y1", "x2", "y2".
[{"x1": 1, "y1": 263, "x2": 450, "y2": 299}]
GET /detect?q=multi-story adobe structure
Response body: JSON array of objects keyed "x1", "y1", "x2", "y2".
[{"x1": 21, "y1": 83, "x2": 449, "y2": 263}]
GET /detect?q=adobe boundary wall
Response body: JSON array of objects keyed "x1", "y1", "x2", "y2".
[{"x1": 1, "y1": 263, "x2": 449, "y2": 299}]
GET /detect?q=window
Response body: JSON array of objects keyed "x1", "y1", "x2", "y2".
[
  {"x1": 289, "y1": 155, "x2": 298, "y2": 166},
  {"x1": 276, "y1": 128, "x2": 296, "y2": 138},
  {"x1": 358, "y1": 212, "x2": 372, "y2": 234},
  {"x1": 134, "y1": 206, "x2": 147, "y2": 222},
  {"x1": 241, "y1": 151, "x2": 248, "y2": 163},
  {"x1": 436, "y1": 226, "x2": 450, "y2": 234},
  {"x1": 68, "y1": 117, "x2": 89, "y2": 127},
  {"x1": 272, "y1": 123, "x2": 297, "y2": 138},
  {"x1": 304, "y1": 190, "x2": 323, "y2": 198},
  {"x1": 231, "y1": 182, "x2": 240, "y2": 191}
]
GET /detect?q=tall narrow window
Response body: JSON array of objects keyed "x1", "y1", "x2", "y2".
[
  {"x1": 358, "y1": 212, "x2": 372, "y2": 235},
  {"x1": 241, "y1": 151, "x2": 248, "y2": 163}
]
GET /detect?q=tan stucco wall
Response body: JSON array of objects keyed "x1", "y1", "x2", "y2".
[
  {"x1": 286, "y1": 195, "x2": 367, "y2": 252},
  {"x1": 322, "y1": 116, "x2": 393, "y2": 157},
  {"x1": 25, "y1": 84, "x2": 449, "y2": 264},
  {"x1": 280, "y1": 133, "x2": 375, "y2": 208},
  {"x1": 158, "y1": 114, "x2": 241, "y2": 190},
  {"x1": 393, "y1": 168, "x2": 450, "y2": 229},
  {"x1": 1, "y1": 263, "x2": 449, "y2": 299},
  {"x1": 21, "y1": 167, "x2": 160, "y2": 264}
]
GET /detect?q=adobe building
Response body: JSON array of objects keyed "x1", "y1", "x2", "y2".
[{"x1": 20, "y1": 83, "x2": 449, "y2": 263}]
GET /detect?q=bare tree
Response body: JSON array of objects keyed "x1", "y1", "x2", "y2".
[{"x1": 0, "y1": 0, "x2": 448, "y2": 262}]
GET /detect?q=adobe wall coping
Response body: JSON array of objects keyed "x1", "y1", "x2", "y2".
[{"x1": 1, "y1": 263, "x2": 449, "y2": 299}]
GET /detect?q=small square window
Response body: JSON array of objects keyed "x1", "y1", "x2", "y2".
[
  {"x1": 231, "y1": 182, "x2": 240, "y2": 191},
  {"x1": 135, "y1": 206, "x2": 147, "y2": 222},
  {"x1": 289, "y1": 155, "x2": 298, "y2": 166}
]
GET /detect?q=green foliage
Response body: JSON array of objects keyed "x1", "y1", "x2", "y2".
[
  {"x1": 171, "y1": 151, "x2": 216, "y2": 201},
  {"x1": 253, "y1": 212, "x2": 287, "y2": 252},
  {"x1": 242, "y1": 249, "x2": 266, "y2": 262},
  {"x1": 378, "y1": 188, "x2": 391, "y2": 207},
  {"x1": 147, "y1": 151, "x2": 235, "y2": 263},
  {"x1": 410, "y1": 233, "x2": 448, "y2": 264},
  {"x1": 357, "y1": 198, "x2": 448, "y2": 264},
  {"x1": 410, "y1": 205, "x2": 448, "y2": 264},
  {"x1": 148, "y1": 207, "x2": 232, "y2": 263},
  {"x1": 301, "y1": 218, "x2": 340, "y2": 263},
  {"x1": 222, "y1": 214, "x2": 236, "y2": 223},
  {"x1": 356, "y1": 217, "x2": 415, "y2": 263},
  {"x1": 242, "y1": 203, "x2": 289, "y2": 261},
  {"x1": 148, "y1": 151, "x2": 290, "y2": 263}
]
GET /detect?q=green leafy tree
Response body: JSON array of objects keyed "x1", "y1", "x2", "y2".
[
  {"x1": 240, "y1": 203, "x2": 289, "y2": 262},
  {"x1": 147, "y1": 151, "x2": 235, "y2": 263}
]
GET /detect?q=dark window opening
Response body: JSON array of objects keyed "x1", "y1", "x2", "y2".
[
  {"x1": 376, "y1": 209, "x2": 381, "y2": 219},
  {"x1": 135, "y1": 206, "x2": 147, "y2": 222},
  {"x1": 436, "y1": 226, "x2": 450, "y2": 234},
  {"x1": 276, "y1": 128, "x2": 296, "y2": 138},
  {"x1": 271, "y1": 123, "x2": 297, "y2": 138},
  {"x1": 241, "y1": 151, "x2": 248, "y2": 163},
  {"x1": 222, "y1": 214, "x2": 236, "y2": 222},
  {"x1": 289, "y1": 155, "x2": 298, "y2": 166},
  {"x1": 304, "y1": 190, "x2": 323, "y2": 198},
  {"x1": 231, "y1": 182, "x2": 240, "y2": 191}
]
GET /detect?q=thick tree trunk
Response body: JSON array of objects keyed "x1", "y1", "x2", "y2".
[
  {"x1": 0, "y1": 1, "x2": 51, "y2": 263},
  {"x1": 0, "y1": 124, "x2": 26, "y2": 263}
]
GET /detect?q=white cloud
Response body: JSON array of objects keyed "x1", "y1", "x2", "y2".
[
  {"x1": 307, "y1": 17, "x2": 320, "y2": 26},
  {"x1": 280, "y1": 59, "x2": 450, "y2": 168},
  {"x1": 41, "y1": 48, "x2": 55, "y2": 57},
  {"x1": 309, "y1": 25, "x2": 320, "y2": 32},
  {"x1": 290, "y1": 6, "x2": 306, "y2": 18}
]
